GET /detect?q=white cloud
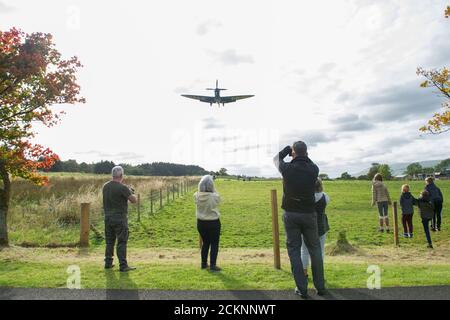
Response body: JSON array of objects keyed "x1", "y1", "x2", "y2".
[{"x1": 4, "y1": 0, "x2": 448, "y2": 178}]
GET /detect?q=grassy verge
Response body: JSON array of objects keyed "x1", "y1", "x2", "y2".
[{"x1": 1, "y1": 259, "x2": 449, "y2": 290}]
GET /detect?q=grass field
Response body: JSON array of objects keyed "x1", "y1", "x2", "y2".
[{"x1": 1, "y1": 176, "x2": 449, "y2": 290}]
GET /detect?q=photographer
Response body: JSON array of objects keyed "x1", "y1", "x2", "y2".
[
  {"x1": 273, "y1": 141, "x2": 326, "y2": 299},
  {"x1": 102, "y1": 166, "x2": 137, "y2": 272}
]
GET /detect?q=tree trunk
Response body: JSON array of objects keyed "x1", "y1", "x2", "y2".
[{"x1": 0, "y1": 162, "x2": 10, "y2": 247}]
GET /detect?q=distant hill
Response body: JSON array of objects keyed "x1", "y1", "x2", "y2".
[{"x1": 352, "y1": 159, "x2": 443, "y2": 177}]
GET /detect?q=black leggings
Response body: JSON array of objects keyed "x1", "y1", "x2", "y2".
[{"x1": 197, "y1": 219, "x2": 221, "y2": 267}]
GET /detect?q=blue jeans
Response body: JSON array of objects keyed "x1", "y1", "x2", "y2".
[
  {"x1": 377, "y1": 201, "x2": 389, "y2": 218},
  {"x1": 282, "y1": 211, "x2": 325, "y2": 295}
]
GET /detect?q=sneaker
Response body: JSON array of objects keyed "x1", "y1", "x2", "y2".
[
  {"x1": 209, "y1": 266, "x2": 222, "y2": 272},
  {"x1": 431, "y1": 228, "x2": 437, "y2": 232},
  {"x1": 427, "y1": 244, "x2": 433, "y2": 249},
  {"x1": 104, "y1": 264, "x2": 115, "y2": 269},
  {"x1": 201, "y1": 264, "x2": 209, "y2": 270},
  {"x1": 385, "y1": 228, "x2": 390, "y2": 233},
  {"x1": 409, "y1": 233, "x2": 413, "y2": 238},
  {"x1": 378, "y1": 228, "x2": 384, "y2": 233},
  {"x1": 437, "y1": 227, "x2": 441, "y2": 232},
  {"x1": 402, "y1": 233, "x2": 409, "y2": 238},
  {"x1": 295, "y1": 287, "x2": 309, "y2": 299},
  {"x1": 120, "y1": 266, "x2": 137, "y2": 272}
]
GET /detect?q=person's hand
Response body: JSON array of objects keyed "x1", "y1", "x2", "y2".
[
  {"x1": 283, "y1": 145, "x2": 293, "y2": 156},
  {"x1": 129, "y1": 186, "x2": 135, "y2": 194}
]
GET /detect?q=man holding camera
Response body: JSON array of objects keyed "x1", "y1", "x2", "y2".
[
  {"x1": 103, "y1": 166, "x2": 137, "y2": 272},
  {"x1": 273, "y1": 141, "x2": 326, "y2": 299}
]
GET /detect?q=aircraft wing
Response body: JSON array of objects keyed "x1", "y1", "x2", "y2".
[
  {"x1": 181, "y1": 95, "x2": 215, "y2": 103},
  {"x1": 220, "y1": 95, "x2": 254, "y2": 104}
]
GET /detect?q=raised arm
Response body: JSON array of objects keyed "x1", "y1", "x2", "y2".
[{"x1": 273, "y1": 146, "x2": 292, "y2": 174}]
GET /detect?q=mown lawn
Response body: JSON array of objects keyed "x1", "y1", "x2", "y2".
[{"x1": 1, "y1": 260, "x2": 449, "y2": 290}]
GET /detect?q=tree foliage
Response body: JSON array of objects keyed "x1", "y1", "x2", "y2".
[
  {"x1": 405, "y1": 162, "x2": 423, "y2": 176},
  {"x1": 417, "y1": 67, "x2": 450, "y2": 134},
  {"x1": 416, "y1": 8, "x2": 449, "y2": 134},
  {"x1": 0, "y1": 28, "x2": 84, "y2": 245}
]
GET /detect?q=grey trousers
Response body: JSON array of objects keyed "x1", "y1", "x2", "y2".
[
  {"x1": 104, "y1": 219, "x2": 129, "y2": 269},
  {"x1": 282, "y1": 211, "x2": 325, "y2": 295}
]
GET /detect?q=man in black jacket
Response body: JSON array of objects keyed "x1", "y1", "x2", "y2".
[{"x1": 273, "y1": 141, "x2": 326, "y2": 299}]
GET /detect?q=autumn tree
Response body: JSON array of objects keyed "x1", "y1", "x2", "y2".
[
  {"x1": 416, "y1": 7, "x2": 450, "y2": 134},
  {"x1": 417, "y1": 67, "x2": 449, "y2": 134},
  {"x1": 0, "y1": 28, "x2": 84, "y2": 246}
]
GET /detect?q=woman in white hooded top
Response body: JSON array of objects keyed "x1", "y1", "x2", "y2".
[{"x1": 194, "y1": 175, "x2": 222, "y2": 271}]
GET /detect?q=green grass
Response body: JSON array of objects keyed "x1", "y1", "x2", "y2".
[
  {"x1": 3, "y1": 178, "x2": 449, "y2": 290},
  {"x1": 8, "y1": 179, "x2": 449, "y2": 249},
  {"x1": 1, "y1": 260, "x2": 449, "y2": 290},
  {"x1": 102, "y1": 179, "x2": 450, "y2": 248}
]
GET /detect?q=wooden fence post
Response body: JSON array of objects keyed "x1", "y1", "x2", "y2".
[
  {"x1": 167, "y1": 186, "x2": 170, "y2": 203},
  {"x1": 270, "y1": 190, "x2": 281, "y2": 269},
  {"x1": 172, "y1": 185, "x2": 175, "y2": 201},
  {"x1": 393, "y1": 201, "x2": 399, "y2": 246},
  {"x1": 137, "y1": 194, "x2": 141, "y2": 222},
  {"x1": 80, "y1": 203, "x2": 90, "y2": 247},
  {"x1": 150, "y1": 190, "x2": 153, "y2": 214},
  {"x1": 160, "y1": 189, "x2": 163, "y2": 209}
]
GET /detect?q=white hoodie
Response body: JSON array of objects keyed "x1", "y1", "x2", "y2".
[{"x1": 194, "y1": 192, "x2": 221, "y2": 220}]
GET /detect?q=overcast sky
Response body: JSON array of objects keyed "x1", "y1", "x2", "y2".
[{"x1": 1, "y1": 0, "x2": 449, "y2": 177}]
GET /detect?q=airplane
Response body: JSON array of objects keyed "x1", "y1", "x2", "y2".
[{"x1": 181, "y1": 80, "x2": 254, "y2": 107}]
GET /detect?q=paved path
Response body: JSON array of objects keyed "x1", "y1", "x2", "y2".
[{"x1": 0, "y1": 286, "x2": 449, "y2": 300}]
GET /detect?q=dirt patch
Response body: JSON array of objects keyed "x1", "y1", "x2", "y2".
[{"x1": 1, "y1": 245, "x2": 449, "y2": 266}]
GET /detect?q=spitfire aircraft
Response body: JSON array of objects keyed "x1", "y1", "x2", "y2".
[{"x1": 181, "y1": 80, "x2": 254, "y2": 107}]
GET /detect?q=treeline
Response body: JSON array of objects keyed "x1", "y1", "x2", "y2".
[
  {"x1": 329, "y1": 158, "x2": 450, "y2": 181},
  {"x1": 47, "y1": 160, "x2": 209, "y2": 176}
]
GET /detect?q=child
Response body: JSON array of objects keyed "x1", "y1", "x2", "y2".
[
  {"x1": 194, "y1": 175, "x2": 222, "y2": 271},
  {"x1": 300, "y1": 178, "x2": 330, "y2": 277},
  {"x1": 399, "y1": 184, "x2": 415, "y2": 238},
  {"x1": 415, "y1": 190, "x2": 435, "y2": 249},
  {"x1": 425, "y1": 177, "x2": 444, "y2": 232},
  {"x1": 372, "y1": 173, "x2": 392, "y2": 232}
]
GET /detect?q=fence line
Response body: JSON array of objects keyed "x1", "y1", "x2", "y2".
[{"x1": 140, "y1": 179, "x2": 198, "y2": 218}]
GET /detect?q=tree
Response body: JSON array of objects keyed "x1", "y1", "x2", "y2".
[
  {"x1": 378, "y1": 164, "x2": 392, "y2": 180},
  {"x1": 218, "y1": 168, "x2": 228, "y2": 176},
  {"x1": 423, "y1": 167, "x2": 435, "y2": 175},
  {"x1": 340, "y1": 172, "x2": 353, "y2": 180},
  {"x1": 319, "y1": 173, "x2": 329, "y2": 180},
  {"x1": 367, "y1": 163, "x2": 381, "y2": 180},
  {"x1": 435, "y1": 158, "x2": 450, "y2": 172},
  {"x1": 405, "y1": 162, "x2": 423, "y2": 177},
  {"x1": 94, "y1": 160, "x2": 115, "y2": 174},
  {"x1": 357, "y1": 175, "x2": 369, "y2": 180},
  {"x1": 0, "y1": 28, "x2": 84, "y2": 246},
  {"x1": 416, "y1": 8, "x2": 449, "y2": 134}
]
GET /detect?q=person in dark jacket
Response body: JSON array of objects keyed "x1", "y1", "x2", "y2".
[
  {"x1": 301, "y1": 178, "x2": 330, "y2": 277},
  {"x1": 273, "y1": 141, "x2": 326, "y2": 299},
  {"x1": 103, "y1": 166, "x2": 138, "y2": 272},
  {"x1": 399, "y1": 184, "x2": 416, "y2": 238},
  {"x1": 415, "y1": 190, "x2": 435, "y2": 249},
  {"x1": 425, "y1": 177, "x2": 444, "y2": 231}
]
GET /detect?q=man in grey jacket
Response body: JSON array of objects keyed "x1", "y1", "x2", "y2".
[{"x1": 273, "y1": 141, "x2": 326, "y2": 299}]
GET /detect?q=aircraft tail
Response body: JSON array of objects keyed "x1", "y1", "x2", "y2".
[{"x1": 206, "y1": 80, "x2": 227, "y2": 91}]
